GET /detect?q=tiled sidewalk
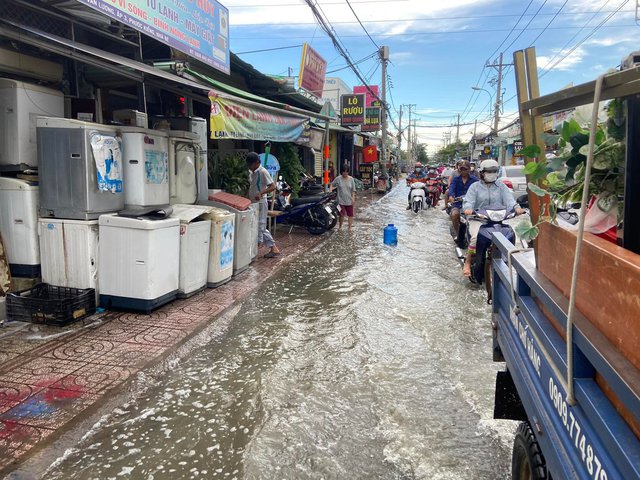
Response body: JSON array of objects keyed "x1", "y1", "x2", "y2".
[{"x1": 0, "y1": 228, "x2": 325, "y2": 475}]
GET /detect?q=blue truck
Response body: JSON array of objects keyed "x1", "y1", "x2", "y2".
[{"x1": 491, "y1": 48, "x2": 640, "y2": 480}]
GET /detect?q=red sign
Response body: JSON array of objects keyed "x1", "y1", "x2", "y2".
[
  {"x1": 363, "y1": 145, "x2": 378, "y2": 163},
  {"x1": 298, "y1": 43, "x2": 327, "y2": 96},
  {"x1": 354, "y1": 85, "x2": 380, "y2": 107}
]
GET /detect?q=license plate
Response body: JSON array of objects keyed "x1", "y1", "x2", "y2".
[
  {"x1": 517, "y1": 185, "x2": 527, "y2": 190},
  {"x1": 325, "y1": 206, "x2": 333, "y2": 214}
]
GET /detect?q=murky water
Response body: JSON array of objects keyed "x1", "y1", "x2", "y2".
[{"x1": 43, "y1": 186, "x2": 515, "y2": 480}]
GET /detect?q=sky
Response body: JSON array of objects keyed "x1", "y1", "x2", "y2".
[{"x1": 223, "y1": 0, "x2": 639, "y2": 154}]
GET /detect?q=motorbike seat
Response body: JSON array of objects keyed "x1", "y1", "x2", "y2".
[{"x1": 291, "y1": 196, "x2": 324, "y2": 206}]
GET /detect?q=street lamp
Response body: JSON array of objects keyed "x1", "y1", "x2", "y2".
[{"x1": 471, "y1": 86, "x2": 494, "y2": 133}]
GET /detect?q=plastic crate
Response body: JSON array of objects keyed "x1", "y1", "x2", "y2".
[{"x1": 6, "y1": 284, "x2": 96, "y2": 326}]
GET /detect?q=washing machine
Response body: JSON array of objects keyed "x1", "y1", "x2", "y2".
[
  {"x1": 164, "y1": 117, "x2": 208, "y2": 202},
  {"x1": 206, "y1": 207, "x2": 235, "y2": 288},
  {"x1": 167, "y1": 131, "x2": 199, "y2": 205},
  {"x1": 98, "y1": 213, "x2": 179, "y2": 312},
  {"x1": 38, "y1": 218, "x2": 99, "y2": 298},
  {"x1": 121, "y1": 127, "x2": 170, "y2": 207},
  {"x1": 0, "y1": 178, "x2": 39, "y2": 277},
  {"x1": 38, "y1": 118, "x2": 124, "y2": 220},
  {"x1": 0, "y1": 79, "x2": 64, "y2": 171}
]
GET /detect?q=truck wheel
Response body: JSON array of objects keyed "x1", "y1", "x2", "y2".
[{"x1": 512, "y1": 422, "x2": 550, "y2": 480}]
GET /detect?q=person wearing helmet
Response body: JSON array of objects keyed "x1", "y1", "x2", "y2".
[
  {"x1": 462, "y1": 159, "x2": 525, "y2": 277},
  {"x1": 448, "y1": 160, "x2": 478, "y2": 234},
  {"x1": 406, "y1": 162, "x2": 427, "y2": 209}
]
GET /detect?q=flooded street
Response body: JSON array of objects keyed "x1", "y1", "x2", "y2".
[{"x1": 42, "y1": 186, "x2": 515, "y2": 480}]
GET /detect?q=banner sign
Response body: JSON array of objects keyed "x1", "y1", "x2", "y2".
[
  {"x1": 358, "y1": 164, "x2": 374, "y2": 189},
  {"x1": 209, "y1": 92, "x2": 309, "y2": 142},
  {"x1": 362, "y1": 107, "x2": 381, "y2": 132},
  {"x1": 340, "y1": 94, "x2": 365, "y2": 126},
  {"x1": 258, "y1": 153, "x2": 280, "y2": 178},
  {"x1": 298, "y1": 43, "x2": 327, "y2": 96},
  {"x1": 76, "y1": 0, "x2": 230, "y2": 74},
  {"x1": 353, "y1": 85, "x2": 380, "y2": 107}
]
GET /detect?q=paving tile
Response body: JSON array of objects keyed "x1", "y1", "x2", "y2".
[
  {"x1": 0, "y1": 382, "x2": 43, "y2": 416},
  {"x1": 115, "y1": 311, "x2": 205, "y2": 330},
  {"x1": 0, "y1": 388, "x2": 98, "y2": 429},
  {"x1": 41, "y1": 337, "x2": 164, "y2": 367},
  {"x1": 89, "y1": 322, "x2": 150, "y2": 342},
  {"x1": 0, "y1": 358, "x2": 84, "y2": 389},
  {"x1": 0, "y1": 421, "x2": 54, "y2": 471},
  {"x1": 128, "y1": 326, "x2": 188, "y2": 347},
  {"x1": 50, "y1": 363, "x2": 132, "y2": 395}
]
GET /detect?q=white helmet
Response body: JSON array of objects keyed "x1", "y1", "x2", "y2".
[
  {"x1": 478, "y1": 159, "x2": 499, "y2": 172},
  {"x1": 479, "y1": 159, "x2": 499, "y2": 183}
]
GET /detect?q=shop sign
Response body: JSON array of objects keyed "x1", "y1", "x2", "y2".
[
  {"x1": 353, "y1": 85, "x2": 380, "y2": 107},
  {"x1": 258, "y1": 153, "x2": 280, "y2": 178},
  {"x1": 340, "y1": 94, "x2": 365, "y2": 126},
  {"x1": 359, "y1": 164, "x2": 374, "y2": 189},
  {"x1": 353, "y1": 134, "x2": 364, "y2": 147},
  {"x1": 76, "y1": 0, "x2": 230, "y2": 75},
  {"x1": 209, "y1": 91, "x2": 308, "y2": 142},
  {"x1": 513, "y1": 140, "x2": 524, "y2": 156},
  {"x1": 362, "y1": 107, "x2": 381, "y2": 132},
  {"x1": 309, "y1": 128, "x2": 325, "y2": 151},
  {"x1": 298, "y1": 43, "x2": 327, "y2": 96}
]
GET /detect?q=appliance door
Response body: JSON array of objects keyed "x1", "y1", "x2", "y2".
[{"x1": 172, "y1": 141, "x2": 198, "y2": 204}]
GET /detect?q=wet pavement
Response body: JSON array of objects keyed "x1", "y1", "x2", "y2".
[
  {"x1": 15, "y1": 185, "x2": 518, "y2": 480},
  {"x1": 17, "y1": 186, "x2": 514, "y2": 480}
]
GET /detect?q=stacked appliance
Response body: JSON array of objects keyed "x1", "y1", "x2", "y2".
[
  {"x1": 167, "y1": 131, "x2": 199, "y2": 205},
  {"x1": 120, "y1": 127, "x2": 170, "y2": 207},
  {"x1": 0, "y1": 177, "x2": 40, "y2": 278},
  {"x1": 37, "y1": 117, "x2": 126, "y2": 300},
  {"x1": 164, "y1": 117, "x2": 208, "y2": 203},
  {"x1": 206, "y1": 207, "x2": 235, "y2": 287},
  {"x1": 0, "y1": 79, "x2": 64, "y2": 172},
  {"x1": 98, "y1": 213, "x2": 179, "y2": 312},
  {"x1": 171, "y1": 204, "x2": 213, "y2": 298}
]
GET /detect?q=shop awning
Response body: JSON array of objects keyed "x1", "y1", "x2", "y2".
[{"x1": 0, "y1": 20, "x2": 334, "y2": 123}]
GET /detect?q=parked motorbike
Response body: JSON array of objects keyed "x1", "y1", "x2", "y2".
[
  {"x1": 457, "y1": 206, "x2": 528, "y2": 302},
  {"x1": 299, "y1": 173, "x2": 324, "y2": 197},
  {"x1": 274, "y1": 190, "x2": 336, "y2": 234},
  {"x1": 407, "y1": 179, "x2": 427, "y2": 213},
  {"x1": 281, "y1": 191, "x2": 340, "y2": 230}
]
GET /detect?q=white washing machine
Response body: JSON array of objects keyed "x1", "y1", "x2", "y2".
[
  {"x1": 168, "y1": 131, "x2": 199, "y2": 205},
  {"x1": 0, "y1": 79, "x2": 64, "y2": 170},
  {"x1": 165, "y1": 117, "x2": 208, "y2": 203},
  {"x1": 171, "y1": 204, "x2": 214, "y2": 298},
  {"x1": 0, "y1": 178, "x2": 39, "y2": 277},
  {"x1": 206, "y1": 207, "x2": 235, "y2": 288},
  {"x1": 38, "y1": 218, "x2": 99, "y2": 298},
  {"x1": 120, "y1": 127, "x2": 170, "y2": 207},
  {"x1": 98, "y1": 213, "x2": 179, "y2": 312}
]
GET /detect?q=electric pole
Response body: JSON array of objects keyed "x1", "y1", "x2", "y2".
[
  {"x1": 493, "y1": 52, "x2": 503, "y2": 135},
  {"x1": 380, "y1": 46, "x2": 389, "y2": 174},
  {"x1": 397, "y1": 104, "x2": 403, "y2": 169},
  {"x1": 455, "y1": 113, "x2": 461, "y2": 143}
]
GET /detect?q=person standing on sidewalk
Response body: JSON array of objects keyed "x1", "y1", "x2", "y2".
[
  {"x1": 330, "y1": 165, "x2": 356, "y2": 231},
  {"x1": 246, "y1": 152, "x2": 280, "y2": 258}
]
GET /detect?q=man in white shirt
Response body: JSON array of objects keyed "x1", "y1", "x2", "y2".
[{"x1": 247, "y1": 152, "x2": 280, "y2": 258}]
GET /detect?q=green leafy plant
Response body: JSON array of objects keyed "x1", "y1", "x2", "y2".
[
  {"x1": 274, "y1": 143, "x2": 305, "y2": 197},
  {"x1": 210, "y1": 152, "x2": 249, "y2": 195},
  {"x1": 515, "y1": 99, "x2": 626, "y2": 242}
]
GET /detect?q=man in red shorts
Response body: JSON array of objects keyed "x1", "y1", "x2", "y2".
[{"x1": 330, "y1": 165, "x2": 356, "y2": 231}]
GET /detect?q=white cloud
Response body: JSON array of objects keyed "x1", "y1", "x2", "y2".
[{"x1": 538, "y1": 46, "x2": 586, "y2": 71}]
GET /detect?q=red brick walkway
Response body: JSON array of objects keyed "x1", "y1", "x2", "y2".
[{"x1": 0, "y1": 228, "x2": 325, "y2": 475}]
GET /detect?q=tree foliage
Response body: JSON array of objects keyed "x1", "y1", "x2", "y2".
[{"x1": 435, "y1": 141, "x2": 467, "y2": 163}]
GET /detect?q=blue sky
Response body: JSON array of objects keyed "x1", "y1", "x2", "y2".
[{"x1": 224, "y1": 0, "x2": 638, "y2": 153}]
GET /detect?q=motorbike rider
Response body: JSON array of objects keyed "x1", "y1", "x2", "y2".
[
  {"x1": 462, "y1": 159, "x2": 525, "y2": 277},
  {"x1": 425, "y1": 165, "x2": 441, "y2": 206},
  {"x1": 406, "y1": 162, "x2": 427, "y2": 209},
  {"x1": 448, "y1": 160, "x2": 478, "y2": 235}
]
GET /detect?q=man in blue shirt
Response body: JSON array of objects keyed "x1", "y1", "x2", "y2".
[
  {"x1": 448, "y1": 160, "x2": 477, "y2": 235},
  {"x1": 462, "y1": 159, "x2": 525, "y2": 277}
]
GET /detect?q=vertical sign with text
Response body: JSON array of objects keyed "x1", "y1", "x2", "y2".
[
  {"x1": 358, "y1": 164, "x2": 374, "y2": 189},
  {"x1": 340, "y1": 94, "x2": 365, "y2": 126}
]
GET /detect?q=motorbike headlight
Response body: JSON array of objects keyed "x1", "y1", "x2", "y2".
[{"x1": 487, "y1": 210, "x2": 507, "y2": 222}]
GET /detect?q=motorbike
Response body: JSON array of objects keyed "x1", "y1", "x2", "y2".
[
  {"x1": 456, "y1": 205, "x2": 528, "y2": 303},
  {"x1": 279, "y1": 191, "x2": 340, "y2": 230},
  {"x1": 406, "y1": 180, "x2": 427, "y2": 213},
  {"x1": 299, "y1": 173, "x2": 324, "y2": 197},
  {"x1": 424, "y1": 177, "x2": 441, "y2": 207},
  {"x1": 274, "y1": 190, "x2": 336, "y2": 234}
]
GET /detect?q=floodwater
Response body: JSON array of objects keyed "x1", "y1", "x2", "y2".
[{"x1": 42, "y1": 186, "x2": 515, "y2": 480}]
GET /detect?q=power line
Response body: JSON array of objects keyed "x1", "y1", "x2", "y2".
[
  {"x1": 485, "y1": 0, "x2": 534, "y2": 62},
  {"x1": 235, "y1": 44, "x2": 303, "y2": 55},
  {"x1": 501, "y1": 0, "x2": 549, "y2": 54},
  {"x1": 528, "y1": 0, "x2": 569, "y2": 46},
  {"x1": 325, "y1": 51, "x2": 378, "y2": 74},
  {"x1": 345, "y1": 0, "x2": 380, "y2": 49}
]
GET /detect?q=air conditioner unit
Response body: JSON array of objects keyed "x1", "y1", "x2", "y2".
[
  {"x1": 621, "y1": 51, "x2": 640, "y2": 70},
  {"x1": 0, "y1": 47, "x2": 63, "y2": 82}
]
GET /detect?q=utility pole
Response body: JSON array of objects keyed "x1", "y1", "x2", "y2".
[
  {"x1": 404, "y1": 104, "x2": 416, "y2": 162},
  {"x1": 492, "y1": 52, "x2": 504, "y2": 135},
  {"x1": 397, "y1": 104, "x2": 403, "y2": 169},
  {"x1": 380, "y1": 46, "x2": 389, "y2": 174},
  {"x1": 455, "y1": 113, "x2": 461, "y2": 143}
]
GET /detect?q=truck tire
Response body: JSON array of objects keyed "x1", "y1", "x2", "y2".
[{"x1": 512, "y1": 422, "x2": 550, "y2": 480}]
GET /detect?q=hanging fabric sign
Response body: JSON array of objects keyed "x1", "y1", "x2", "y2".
[{"x1": 209, "y1": 91, "x2": 309, "y2": 142}]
